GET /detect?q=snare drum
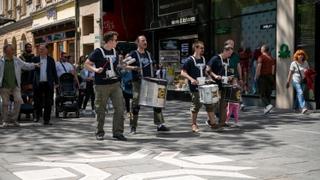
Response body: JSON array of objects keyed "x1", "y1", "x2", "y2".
[
  {"x1": 223, "y1": 85, "x2": 241, "y2": 103},
  {"x1": 198, "y1": 84, "x2": 219, "y2": 104},
  {"x1": 139, "y1": 77, "x2": 168, "y2": 108}
]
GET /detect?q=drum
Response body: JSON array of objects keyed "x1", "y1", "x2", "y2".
[
  {"x1": 198, "y1": 84, "x2": 219, "y2": 104},
  {"x1": 223, "y1": 85, "x2": 241, "y2": 103},
  {"x1": 139, "y1": 77, "x2": 168, "y2": 108}
]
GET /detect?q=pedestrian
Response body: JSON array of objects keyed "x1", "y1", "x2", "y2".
[
  {"x1": 0, "y1": 44, "x2": 39, "y2": 127},
  {"x1": 80, "y1": 66, "x2": 95, "y2": 112},
  {"x1": 206, "y1": 41, "x2": 234, "y2": 127},
  {"x1": 84, "y1": 31, "x2": 127, "y2": 141},
  {"x1": 125, "y1": 35, "x2": 170, "y2": 134},
  {"x1": 254, "y1": 44, "x2": 275, "y2": 115},
  {"x1": 181, "y1": 40, "x2": 218, "y2": 132},
  {"x1": 20, "y1": 43, "x2": 35, "y2": 119},
  {"x1": 120, "y1": 63, "x2": 133, "y2": 120},
  {"x1": 225, "y1": 78, "x2": 241, "y2": 127},
  {"x1": 32, "y1": 44, "x2": 58, "y2": 125},
  {"x1": 286, "y1": 49, "x2": 309, "y2": 114}
]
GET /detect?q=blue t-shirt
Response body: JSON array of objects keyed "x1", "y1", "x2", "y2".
[
  {"x1": 207, "y1": 55, "x2": 232, "y2": 89},
  {"x1": 88, "y1": 47, "x2": 120, "y2": 85},
  {"x1": 129, "y1": 50, "x2": 153, "y2": 81},
  {"x1": 182, "y1": 56, "x2": 206, "y2": 92}
]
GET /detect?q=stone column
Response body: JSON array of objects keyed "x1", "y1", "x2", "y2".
[
  {"x1": 276, "y1": 0, "x2": 295, "y2": 109},
  {"x1": 53, "y1": 42, "x2": 58, "y2": 61}
]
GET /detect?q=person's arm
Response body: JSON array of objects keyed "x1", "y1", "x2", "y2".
[
  {"x1": 237, "y1": 62, "x2": 243, "y2": 85},
  {"x1": 18, "y1": 57, "x2": 39, "y2": 70},
  {"x1": 206, "y1": 65, "x2": 222, "y2": 80},
  {"x1": 181, "y1": 69, "x2": 197, "y2": 85},
  {"x1": 254, "y1": 58, "x2": 262, "y2": 81},
  {"x1": 286, "y1": 70, "x2": 293, "y2": 88},
  {"x1": 84, "y1": 59, "x2": 103, "y2": 74}
]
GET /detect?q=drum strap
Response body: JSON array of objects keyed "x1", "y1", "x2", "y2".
[
  {"x1": 136, "y1": 50, "x2": 154, "y2": 78},
  {"x1": 190, "y1": 56, "x2": 205, "y2": 77},
  {"x1": 219, "y1": 55, "x2": 229, "y2": 77},
  {"x1": 99, "y1": 48, "x2": 116, "y2": 73}
]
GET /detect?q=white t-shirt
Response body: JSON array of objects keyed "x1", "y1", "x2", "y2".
[
  {"x1": 289, "y1": 61, "x2": 309, "y2": 83},
  {"x1": 56, "y1": 61, "x2": 75, "y2": 78}
]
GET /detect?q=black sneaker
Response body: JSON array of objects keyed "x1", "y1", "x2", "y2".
[
  {"x1": 43, "y1": 122, "x2": 53, "y2": 126},
  {"x1": 96, "y1": 133, "x2": 104, "y2": 141},
  {"x1": 113, "y1": 134, "x2": 127, "y2": 141},
  {"x1": 129, "y1": 127, "x2": 136, "y2": 134},
  {"x1": 157, "y1": 125, "x2": 170, "y2": 131}
]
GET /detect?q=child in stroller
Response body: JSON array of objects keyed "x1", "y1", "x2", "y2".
[{"x1": 55, "y1": 73, "x2": 79, "y2": 118}]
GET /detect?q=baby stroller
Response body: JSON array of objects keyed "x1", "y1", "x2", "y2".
[{"x1": 55, "y1": 73, "x2": 79, "y2": 118}]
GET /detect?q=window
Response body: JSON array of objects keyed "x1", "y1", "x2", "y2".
[
  {"x1": 82, "y1": 15, "x2": 94, "y2": 36},
  {"x1": 21, "y1": 0, "x2": 26, "y2": 16},
  {"x1": 212, "y1": 0, "x2": 277, "y2": 95}
]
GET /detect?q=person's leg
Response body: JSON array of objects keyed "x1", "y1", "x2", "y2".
[
  {"x1": 90, "y1": 85, "x2": 95, "y2": 110},
  {"x1": 109, "y1": 83, "x2": 125, "y2": 136},
  {"x1": 12, "y1": 87, "x2": 23, "y2": 122},
  {"x1": 233, "y1": 103, "x2": 240, "y2": 123},
  {"x1": 258, "y1": 76, "x2": 268, "y2": 107},
  {"x1": 83, "y1": 87, "x2": 90, "y2": 110},
  {"x1": 43, "y1": 84, "x2": 54, "y2": 123},
  {"x1": 226, "y1": 103, "x2": 231, "y2": 123},
  {"x1": 292, "y1": 81, "x2": 306, "y2": 109},
  {"x1": 0, "y1": 88, "x2": 11, "y2": 124},
  {"x1": 131, "y1": 81, "x2": 140, "y2": 128},
  {"x1": 123, "y1": 92, "x2": 131, "y2": 113},
  {"x1": 94, "y1": 85, "x2": 109, "y2": 136},
  {"x1": 33, "y1": 86, "x2": 43, "y2": 121},
  {"x1": 153, "y1": 107, "x2": 164, "y2": 125},
  {"x1": 219, "y1": 89, "x2": 227, "y2": 126}
]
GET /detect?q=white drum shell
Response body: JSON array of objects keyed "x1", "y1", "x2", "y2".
[
  {"x1": 199, "y1": 84, "x2": 219, "y2": 104},
  {"x1": 139, "y1": 78, "x2": 167, "y2": 108}
]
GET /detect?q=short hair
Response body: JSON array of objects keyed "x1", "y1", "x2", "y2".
[
  {"x1": 135, "y1": 35, "x2": 146, "y2": 43},
  {"x1": 3, "y1": 44, "x2": 14, "y2": 53},
  {"x1": 39, "y1": 44, "x2": 49, "y2": 49},
  {"x1": 293, "y1": 49, "x2": 308, "y2": 61},
  {"x1": 192, "y1": 40, "x2": 204, "y2": 52},
  {"x1": 24, "y1": 43, "x2": 32, "y2": 49},
  {"x1": 261, "y1": 44, "x2": 269, "y2": 52},
  {"x1": 60, "y1": 51, "x2": 66, "y2": 56},
  {"x1": 103, "y1": 31, "x2": 118, "y2": 43}
]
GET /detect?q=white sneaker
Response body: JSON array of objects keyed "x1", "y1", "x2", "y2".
[
  {"x1": 264, "y1": 104, "x2": 273, "y2": 114},
  {"x1": 301, "y1": 108, "x2": 308, "y2": 114},
  {"x1": 2, "y1": 122, "x2": 9, "y2": 127}
]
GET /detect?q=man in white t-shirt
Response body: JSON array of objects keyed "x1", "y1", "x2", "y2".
[{"x1": 56, "y1": 52, "x2": 75, "y2": 78}]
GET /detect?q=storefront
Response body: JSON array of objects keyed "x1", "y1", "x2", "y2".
[
  {"x1": 31, "y1": 1, "x2": 75, "y2": 61},
  {"x1": 145, "y1": 0, "x2": 320, "y2": 109}
]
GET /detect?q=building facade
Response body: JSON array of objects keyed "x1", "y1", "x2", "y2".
[
  {"x1": 0, "y1": 0, "x2": 34, "y2": 56},
  {"x1": 144, "y1": 0, "x2": 320, "y2": 109},
  {"x1": 31, "y1": 0, "x2": 76, "y2": 61}
]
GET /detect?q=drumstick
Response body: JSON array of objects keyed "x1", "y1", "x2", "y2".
[{"x1": 101, "y1": 59, "x2": 110, "y2": 69}]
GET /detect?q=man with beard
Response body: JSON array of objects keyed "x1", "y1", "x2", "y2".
[
  {"x1": 206, "y1": 41, "x2": 234, "y2": 128},
  {"x1": 125, "y1": 35, "x2": 170, "y2": 134},
  {"x1": 181, "y1": 40, "x2": 218, "y2": 132},
  {"x1": 20, "y1": 43, "x2": 35, "y2": 87}
]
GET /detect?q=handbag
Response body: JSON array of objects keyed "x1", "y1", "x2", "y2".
[{"x1": 295, "y1": 62, "x2": 307, "y2": 84}]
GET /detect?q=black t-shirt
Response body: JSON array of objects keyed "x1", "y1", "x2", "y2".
[
  {"x1": 88, "y1": 47, "x2": 120, "y2": 85},
  {"x1": 207, "y1": 55, "x2": 226, "y2": 89},
  {"x1": 182, "y1": 56, "x2": 206, "y2": 92},
  {"x1": 129, "y1": 50, "x2": 153, "y2": 81}
]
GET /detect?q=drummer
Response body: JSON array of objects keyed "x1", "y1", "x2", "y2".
[
  {"x1": 206, "y1": 41, "x2": 234, "y2": 127},
  {"x1": 125, "y1": 35, "x2": 170, "y2": 134},
  {"x1": 181, "y1": 40, "x2": 219, "y2": 133}
]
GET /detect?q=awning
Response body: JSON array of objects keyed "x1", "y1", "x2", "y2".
[
  {"x1": 30, "y1": 17, "x2": 75, "y2": 32},
  {"x1": 0, "y1": 17, "x2": 16, "y2": 26}
]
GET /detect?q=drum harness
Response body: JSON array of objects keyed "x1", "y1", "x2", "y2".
[
  {"x1": 98, "y1": 48, "x2": 117, "y2": 79},
  {"x1": 190, "y1": 56, "x2": 206, "y2": 78},
  {"x1": 135, "y1": 50, "x2": 154, "y2": 78},
  {"x1": 219, "y1": 55, "x2": 230, "y2": 78}
]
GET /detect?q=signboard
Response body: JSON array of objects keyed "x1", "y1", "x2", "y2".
[
  {"x1": 159, "y1": 50, "x2": 180, "y2": 63},
  {"x1": 158, "y1": 0, "x2": 193, "y2": 16},
  {"x1": 260, "y1": 23, "x2": 276, "y2": 30},
  {"x1": 171, "y1": 16, "x2": 196, "y2": 26}
]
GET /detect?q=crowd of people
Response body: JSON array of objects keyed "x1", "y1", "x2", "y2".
[{"x1": 0, "y1": 30, "x2": 315, "y2": 141}]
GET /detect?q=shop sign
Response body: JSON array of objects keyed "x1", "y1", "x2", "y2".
[
  {"x1": 47, "y1": 8, "x2": 57, "y2": 20},
  {"x1": 278, "y1": 44, "x2": 291, "y2": 58},
  {"x1": 260, "y1": 23, "x2": 275, "y2": 30},
  {"x1": 159, "y1": 50, "x2": 180, "y2": 63},
  {"x1": 158, "y1": 0, "x2": 192, "y2": 16},
  {"x1": 215, "y1": 27, "x2": 231, "y2": 35},
  {"x1": 171, "y1": 16, "x2": 196, "y2": 25}
]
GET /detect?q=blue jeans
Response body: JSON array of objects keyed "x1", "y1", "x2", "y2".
[{"x1": 292, "y1": 81, "x2": 306, "y2": 109}]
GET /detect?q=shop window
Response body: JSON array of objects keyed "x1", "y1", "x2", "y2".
[
  {"x1": 83, "y1": 44, "x2": 94, "y2": 57},
  {"x1": 296, "y1": 0, "x2": 316, "y2": 101},
  {"x1": 212, "y1": 0, "x2": 276, "y2": 96},
  {"x1": 82, "y1": 15, "x2": 94, "y2": 36}
]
